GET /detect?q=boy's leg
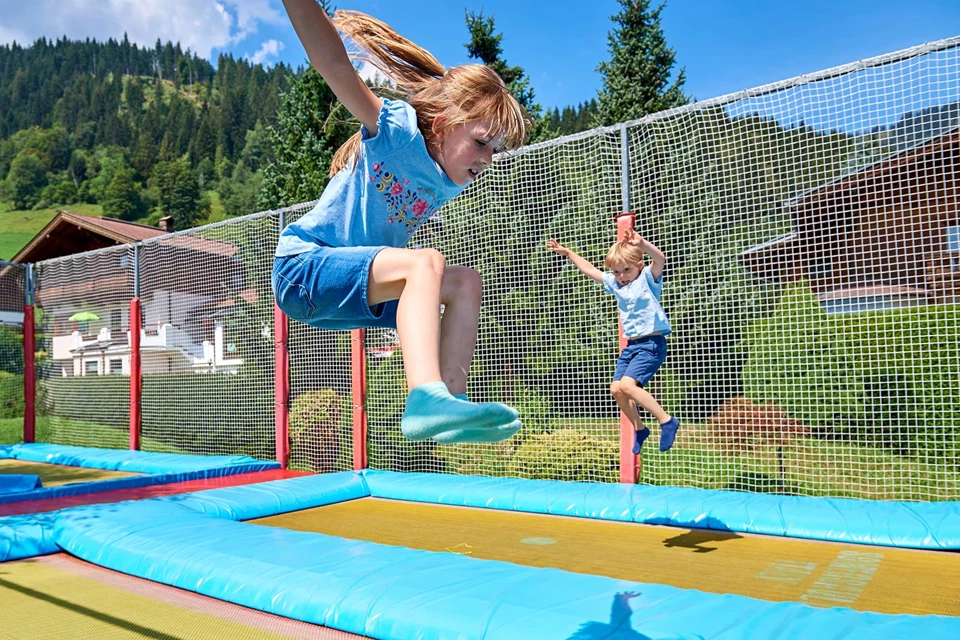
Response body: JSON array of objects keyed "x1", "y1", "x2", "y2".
[
  {"x1": 368, "y1": 248, "x2": 518, "y2": 441},
  {"x1": 620, "y1": 376, "x2": 679, "y2": 451},
  {"x1": 619, "y1": 377, "x2": 670, "y2": 424},
  {"x1": 611, "y1": 381, "x2": 650, "y2": 454}
]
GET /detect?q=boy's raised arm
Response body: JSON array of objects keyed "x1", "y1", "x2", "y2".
[
  {"x1": 624, "y1": 229, "x2": 666, "y2": 281},
  {"x1": 546, "y1": 239, "x2": 604, "y2": 283},
  {"x1": 282, "y1": 0, "x2": 383, "y2": 134}
]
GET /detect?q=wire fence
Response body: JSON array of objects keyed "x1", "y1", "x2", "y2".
[{"x1": 1, "y1": 36, "x2": 958, "y2": 500}]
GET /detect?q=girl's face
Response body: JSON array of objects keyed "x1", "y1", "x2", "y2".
[
  {"x1": 610, "y1": 262, "x2": 640, "y2": 286},
  {"x1": 433, "y1": 118, "x2": 503, "y2": 186}
]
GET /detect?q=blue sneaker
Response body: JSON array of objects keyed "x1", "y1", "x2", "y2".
[
  {"x1": 632, "y1": 427, "x2": 650, "y2": 455},
  {"x1": 659, "y1": 417, "x2": 680, "y2": 451}
]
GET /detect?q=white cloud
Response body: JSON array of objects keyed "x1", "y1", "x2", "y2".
[
  {"x1": 247, "y1": 39, "x2": 284, "y2": 65},
  {"x1": 355, "y1": 60, "x2": 391, "y2": 87},
  {"x1": 0, "y1": 0, "x2": 285, "y2": 59}
]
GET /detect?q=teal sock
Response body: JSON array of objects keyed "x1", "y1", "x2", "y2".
[
  {"x1": 432, "y1": 393, "x2": 521, "y2": 444},
  {"x1": 432, "y1": 418, "x2": 522, "y2": 444},
  {"x1": 401, "y1": 382, "x2": 519, "y2": 441}
]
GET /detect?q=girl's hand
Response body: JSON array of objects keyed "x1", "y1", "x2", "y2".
[{"x1": 546, "y1": 239, "x2": 570, "y2": 256}]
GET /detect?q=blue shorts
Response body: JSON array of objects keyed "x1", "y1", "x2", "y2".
[
  {"x1": 613, "y1": 335, "x2": 667, "y2": 386},
  {"x1": 272, "y1": 247, "x2": 399, "y2": 331}
]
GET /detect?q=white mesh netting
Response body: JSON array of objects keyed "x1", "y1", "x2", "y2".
[{"x1": 17, "y1": 36, "x2": 960, "y2": 500}]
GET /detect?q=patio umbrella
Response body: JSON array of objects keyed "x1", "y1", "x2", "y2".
[{"x1": 68, "y1": 311, "x2": 100, "y2": 322}]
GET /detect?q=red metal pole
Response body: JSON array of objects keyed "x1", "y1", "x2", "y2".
[
  {"x1": 129, "y1": 297, "x2": 141, "y2": 450},
  {"x1": 351, "y1": 328, "x2": 368, "y2": 470},
  {"x1": 615, "y1": 212, "x2": 640, "y2": 484},
  {"x1": 22, "y1": 304, "x2": 35, "y2": 443},
  {"x1": 274, "y1": 303, "x2": 290, "y2": 469}
]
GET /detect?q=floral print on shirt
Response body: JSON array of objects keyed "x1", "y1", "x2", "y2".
[{"x1": 370, "y1": 161, "x2": 442, "y2": 234}]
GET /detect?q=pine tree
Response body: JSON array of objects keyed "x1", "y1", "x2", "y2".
[
  {"x1": 258, "y1": 68, "x2": 347, "y2": 208},
  {"x1": 595, "y1": 0, "x2": 687, "y2": 126},
  {"x1": 102, "y1": 166, "x2": 142, "y2": 220},
  {"x1": 463, "y1": 11, "x2": 553, "y2": 142}
]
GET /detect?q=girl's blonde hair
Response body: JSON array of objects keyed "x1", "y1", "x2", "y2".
[
  {"x1": 328, "y1": 10, "x2": 531, "y2": 177},
  {"x1": 604, "y1": 241, "x2": 645, "y2": 269}
]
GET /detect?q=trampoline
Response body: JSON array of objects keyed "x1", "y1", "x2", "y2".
[
  {"x1": 11, "y1": 469, "x2": 957, "y2": 639},
  {"x1": 252, "y1": 496, "x2": 960, "y2": 616},
  {"x1": 1, "y1": 554, "x2": 362, "y2": 639},
  {"x1": 0, "y1": 443, "x2": 280, "y2": 508},
  {"x1": 1, "y1": 458, "x2": 138, "y2": 489}
]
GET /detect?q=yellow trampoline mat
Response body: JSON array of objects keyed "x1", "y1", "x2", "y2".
[
  {"x1": 0, "y1": 555, "x2": 360, "y2": 640},
  {"x1": 253, "y1": 497, "x2": 960, "y2": 616},
  {"x1": 0, "y1": 459, "x2": 138, "y2": 486}
]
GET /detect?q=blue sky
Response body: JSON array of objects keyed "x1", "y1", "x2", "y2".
[{"x1": 2, "y1": 0, "x2": 959, "y2": 110}]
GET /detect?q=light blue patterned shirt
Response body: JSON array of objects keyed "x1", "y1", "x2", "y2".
[
  {"x1": 601, "y1": 266, "x2": 672, "y2": 338},
  {"x1": 276, "y1": 99, "x2": 465, "y2": 256}
]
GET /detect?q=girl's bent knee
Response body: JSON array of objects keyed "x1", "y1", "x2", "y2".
[{"x1": 415, "y1": 248, "x2": 446, "y2": 276}]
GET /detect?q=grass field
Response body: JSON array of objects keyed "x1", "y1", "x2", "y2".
[
  {"x1": 0, "y1": 202, "x2": 105, "y2": 260},
  {"x1": 0, "y1": 191, "x2": 225, "y2": 261},
  {"x1": 0, "y1": 416, "x2": 187, "y2": 454},
  {"x1": 2, "y1": 412, "x2": 957, "y2": 501}
]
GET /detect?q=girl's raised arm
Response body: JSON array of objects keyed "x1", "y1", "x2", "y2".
[{"x1": 282, "y1": 0, "x2": 383, "y2": 134}]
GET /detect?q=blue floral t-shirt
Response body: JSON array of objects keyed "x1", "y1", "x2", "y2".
[{"x1": 275, "y1": 99, "x2": 465, "y2": 256}]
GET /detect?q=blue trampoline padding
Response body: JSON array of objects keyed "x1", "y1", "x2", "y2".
[
  {"x1": 0, "y1": 463, "x2": 283, "y2": 506},
  {"x1": 52, "y1": 498, "x2": 960, "y2": 640},
  {"x1": 0, "y1": 512, "x2": 59, "y2": 561},
  {"x1": 0, "y1": 443, "x2": 280, "y2": 506},
  {"x1": 362, "y1": 470, "x2": 960, "y2": 550},
  {"x1": 162, "y1": 471, "x2": 369, "y2": 521},
  {"x1": 0, "y1": 474, "x2": 42, "y2": 494},
  {"x1": 2, "y1": 443, "x2": 279, "y2": 474},
  {"x1": 0, "y1": 471, "x2": 367, "y2": 562}
]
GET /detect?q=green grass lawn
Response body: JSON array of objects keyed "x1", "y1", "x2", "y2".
[
  {"x1": 0, "y1": 192, "x2": 229, "y2": 261},
  {"x1": 0, "y1": 416, "x2": 188, "y2": 454},
  {"x1": 437, "y1": 415, "x2": 960, "y2": 501},
  {"x1": 0, "y1": 202, "x2": 105, "y2": 260}
]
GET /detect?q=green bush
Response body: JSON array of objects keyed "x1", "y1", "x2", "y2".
[
  {"x1": 40, "y1": 373, "x2": 274, "y2": 458},
  {"x1": 289, "y1": 389, "x2": 342, "y2": 472},
  {"x1": 507, "y1": 428, "x2": 618, "y2": 482},
  {"x1": 0, "y1": 326, "x2": 23, "y2": 374},
  {"x1": 743, "y1": 283, "x2": 960, "y2": 458},
  {"x1": 0, "y1": 371, "x2": 23, "y2": 419},
  {"x1": 40, "y1": 375, "x2": 128, "y2": 426},
  {"x1": 364, "y1": 351, "x2": 446, "y2": 472}
]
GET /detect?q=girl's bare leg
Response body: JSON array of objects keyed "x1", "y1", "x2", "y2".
[{"x1": 367, "y1": 248, "x2": 518, "y2": 441}]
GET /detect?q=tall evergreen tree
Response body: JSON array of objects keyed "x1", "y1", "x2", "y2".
[
  {"x1": 463, "y1": 11, "x2": 552, "y2": 142},
  {"x1": 102, "y1": 166, "x2": 142, "y2": 220},
  {"x1": 595, "y1": 0, "x2": 687, "y2": 126},
  {"x1": 258, "y1": 67, "x2": 346, "y2": 208}
]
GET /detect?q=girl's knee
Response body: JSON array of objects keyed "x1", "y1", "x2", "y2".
[
  {"x1": 457, "y1": 266, "x2": 482, "y2": 297},
  {"x1": 441, "y1": 265, "x2": 482, "y2": 305},
  {"x1": 413, "y1": 248, "x2": 446, "y2": 278}
]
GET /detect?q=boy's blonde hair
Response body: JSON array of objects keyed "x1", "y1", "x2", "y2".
[
  {"x1": 604, "y1": 241, "x2": 645, "y2": 269},
  {"x1": 328, "y1": 10, "x2": 531, "y2": 177}
]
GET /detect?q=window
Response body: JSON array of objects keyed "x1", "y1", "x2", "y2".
[
  {"x1": 947, "y1": 224, "x2": 959, "y2": 272},
  {"x1": 808, "y1": 255, "x2": 833, "y2": 279},
  {"x1": 108, "y1": 358, "x2": 124, "y2": 375},
  {"x1": 110, "y1": 309, "x2": 122, "y2": 328},
  {"x1": 84, "y1": 360, "x2": 100, "y2": 375}
]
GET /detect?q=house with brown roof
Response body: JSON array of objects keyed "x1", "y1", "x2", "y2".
[
  {"x1": 740, "y1": 127, "x2": 960, "y2": 313},
  {"x1": 7, "y1": 211, "x2": 253, "y2": 376}
]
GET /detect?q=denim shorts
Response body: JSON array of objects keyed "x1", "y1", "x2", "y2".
[
  {"x1": 272, "y1": 247, "x2": 399, "y2": 331},
  {"x1": 613, "y1": 334, "x2": 667, "y2": 386}
]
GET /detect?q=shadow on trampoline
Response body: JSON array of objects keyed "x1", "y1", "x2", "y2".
[{"x1": 566, "y1": 591, "x2": 652, "y2": 640}]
